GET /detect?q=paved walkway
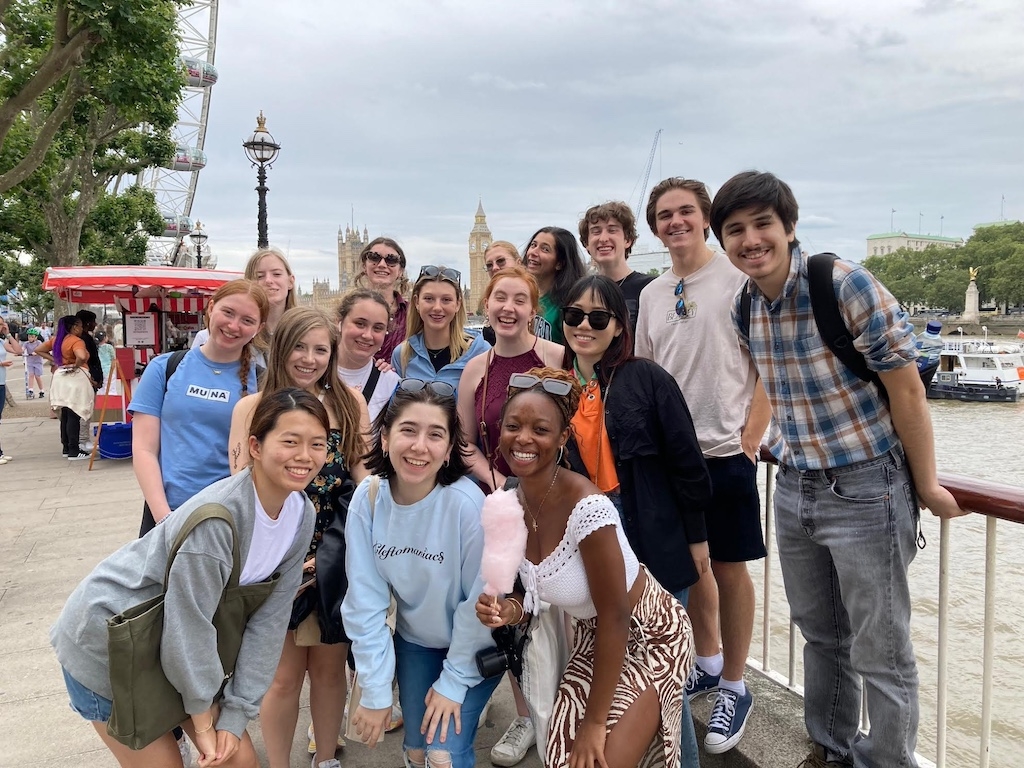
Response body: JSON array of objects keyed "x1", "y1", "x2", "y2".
[{"x1": 0, "y1": 404, "x2": 537, "y2": 768}]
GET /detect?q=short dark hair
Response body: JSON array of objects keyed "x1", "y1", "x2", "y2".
[
  {"x1": 523, "y1": 227, "x2": 587, "y2": 308},
  {"x1": 75, "y1": 310, "x2": 97, "y2": 324},
  {"x1": 249, "y1": 387, "x2": 331, "y2": 446},
  {"x1": 710, "y1": 170, "x2": 800, "y2": 244},
  {"x1": 364, "y1": 383, "x2": 470, "y2": 486},
  {"x1": 578, "y1": 202, "x2": 638, "y2": 257},
  {"x1": 646, "y1": 178, "x2": 712, "y2": 239},
  {"x1": 560, "y1": 275, "x2": 633, "y2": 383}
]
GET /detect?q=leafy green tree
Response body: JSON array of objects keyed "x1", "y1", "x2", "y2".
[{"x1": 0, "y1": 0, "x2": 185, "y2": 193}]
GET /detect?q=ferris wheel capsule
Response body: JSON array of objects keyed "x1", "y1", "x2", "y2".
[
  {"x1": 162, "y1": 215, "x2": 194, "y2": 239},
  {"x1": 165, "y1": 145, "x2": 208, "y2": 172},
  {"x1": 180, "y1": 56, "x2": 218, "y2": 88}
]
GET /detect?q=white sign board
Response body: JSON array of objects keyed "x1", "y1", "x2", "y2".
[{"x1": 125, "y1": 313, "x2": 156, "y2": 347}]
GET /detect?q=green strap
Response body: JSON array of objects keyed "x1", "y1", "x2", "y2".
[{"x1": 163, "y1": 503, "x2": 239, "y2": 590}]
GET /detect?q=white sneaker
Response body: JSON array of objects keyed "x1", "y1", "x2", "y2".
[
  {"x1": 0, "y1": 456, "x2": 10, "y2": 465},
  {"x1": 79, "y1": 441, "x2": 94, "y2": 452},
  {"x1": 490, "y1": 716, "x2": 536, "y2": 767},
  {"x1": 312, "y1": 757, "x2": 341, "y2": 768},
  {"x1": 177, "y1": 734, "x2": 192, "y2": 767}
]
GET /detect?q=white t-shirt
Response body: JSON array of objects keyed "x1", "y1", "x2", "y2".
[
  {"x1": 634, "y1": 252, "x2": 757, "y2": 458},
  {"x1": 239, "y1": 487, "x2": 306, "y2": 585},
  {"x1": 338, "y1": 360, "x2": 400, "y2": 423}
]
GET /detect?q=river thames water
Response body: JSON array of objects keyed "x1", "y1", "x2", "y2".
[{"x1": 750, "y1": 397, "x2": 1024, "y2": 768}]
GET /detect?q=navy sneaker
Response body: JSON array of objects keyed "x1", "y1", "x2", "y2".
[
  {"x1": 704, "y1": 688, "x2": 753, "y2": 754},
  {"x1": 684, "y1": 664, "x2": 721, "y2": 701}
]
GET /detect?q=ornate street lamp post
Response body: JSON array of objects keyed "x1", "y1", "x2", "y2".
[
  {"x1": 241, "y1": 111, "x2": 281, "y2": 248},
  {"x1": 189, "y1": 221, "x2": 208, "y2": 269}
]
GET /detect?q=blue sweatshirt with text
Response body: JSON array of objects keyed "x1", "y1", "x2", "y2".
[{"x1": 342, "y1": 475, "x2": 492, "y2": 707}]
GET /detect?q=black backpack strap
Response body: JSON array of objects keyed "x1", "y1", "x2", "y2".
[
  {"x1": 807, "y1": 253, "x2": 887, "y2": 399},
  {"x1": 738, "y1": 286, "x2": 752, "y2": 337},
  {"x1": 361, "y1": 364, "x2": 381, "y2": 405},
  {"x1": 163, "y1": 349, "x2": 188, "y2": 394}
]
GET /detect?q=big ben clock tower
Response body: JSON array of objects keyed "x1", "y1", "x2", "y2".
[{"x1": 467, "y1": 200, "x2": 491, "y2": 313}]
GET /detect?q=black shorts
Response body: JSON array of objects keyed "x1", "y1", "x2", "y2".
[{"x1": 704, "y1": 453, "x2": 767, "y2": 563}]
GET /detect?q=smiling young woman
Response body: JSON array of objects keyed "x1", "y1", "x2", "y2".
[
  {"x1": 355, "y1": 237, "x2": 411, "y2": 363},
  {"x1": 51, "y1": 388, "x2": 328, "y2": 768},
  {"x1": 477, "y1": 365, "x2": 694, "y2": 768},
  {"x1": 457, "y1": 266, "x2": 564, "y2": 492},
  {"x1": 522, "y1": 227, "x2": 586, "y2": 345},
  {"x1": 226, "y1": 307, "x2": 370, "y2": 768},
  {"x1": 335, "y1": 289, "x2": 401, "y2": 423},
  {"x1": 392, "y1": 266, "x2": 490, "y2": 397},
  {"x1": 130, "y1": 280, "x2": 269, "y2": 537},
  {"x1": 342, "y1": 380, "x2": 500, "y2": 768}
]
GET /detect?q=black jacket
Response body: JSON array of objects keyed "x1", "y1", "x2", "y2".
[{"x1": 567, "y1": 357, "x2": 711, "y2": 593}]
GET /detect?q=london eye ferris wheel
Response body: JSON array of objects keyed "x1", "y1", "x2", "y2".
[{"x1": 138, "y1": 0, "x2": 219, "y2": 268}]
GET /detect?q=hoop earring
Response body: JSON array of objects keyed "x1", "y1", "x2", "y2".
[
  {"x1": 443, "y1": 458, "x2": 450, "y2": 468},
  {"x1": 383, "y1": 449, "x2": 389, "y2": 458},
  {"x1": 557, "y1": 446, "x2": 564, "y2": 466}
]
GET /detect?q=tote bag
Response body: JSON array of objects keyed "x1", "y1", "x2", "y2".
[
  {"x1": 106, "y1": 503, "x2": 278, "y2": 749},
  {"x1": 518, "y1": 600, "x2": 569, "y2": 766}
]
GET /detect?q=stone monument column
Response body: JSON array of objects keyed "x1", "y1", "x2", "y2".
[{"x1": 962, "y1": 267, "x2": 980, "y2": 323}]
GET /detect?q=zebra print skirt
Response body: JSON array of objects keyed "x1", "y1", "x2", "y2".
[{"x1": 544, "y1": 567, "x2": 693, "y2": 768}]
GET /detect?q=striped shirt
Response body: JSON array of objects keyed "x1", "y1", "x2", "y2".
[{"x1": 732, "y1": 247, "x2": 917, "y2": 470}]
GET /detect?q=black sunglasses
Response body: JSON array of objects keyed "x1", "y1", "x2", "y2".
[
  {"x1": 418, "y1": 265, "x2": 462, "y2": 285},
  {"x1": 674, "y1": 278, "x2": 689, "y2": 318},
  {"x1": 508, "y1": 373, "x2": 573, "y2": 397},
  {"x1": 561, "y1": 306, "x2": 616, "y2": 331},
  {"x1": 397, "y1": 378, "x2": 456, "y2": 398},
  {"x1": 365, "y1": 251, "x2": 402, "y2": 267}
]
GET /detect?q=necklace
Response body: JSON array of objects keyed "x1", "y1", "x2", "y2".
[
  {"x1": 427, "y1": 346, "x2": 446, "y2": 360},
  {"x1": 518, "y1": 466, "x2": 559, "y2": 532}
]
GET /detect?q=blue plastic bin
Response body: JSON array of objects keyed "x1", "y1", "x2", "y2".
[{"x1": 98, "y1": 422, "x2": 133, "y2": 460}]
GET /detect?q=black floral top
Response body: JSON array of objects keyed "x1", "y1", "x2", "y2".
[{"x1": 304, "y1": 429, "x2": 353, "y2": 560}]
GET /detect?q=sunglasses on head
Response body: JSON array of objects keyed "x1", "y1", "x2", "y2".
[
  {"x1": 561, "y1": 306, "x2": 616, "y2": 331},
  {"x1": 508, "y1": 373, "x2": 573, "y2": 397},
  {"x1": 674, "y1": 278, "x2": 689, "y2": 318},
  {"x1": 417, "y1": 265, "x2": 462, "y2": 285},
  {"x1": 398, "y1": 378, "x2": 455, "y2": 398},
  {"x1": 365, "y1": 251, "x2": 402, "y2": 267}
]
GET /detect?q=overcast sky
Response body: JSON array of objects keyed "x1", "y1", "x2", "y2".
[{"x1": 181, "y1": 0, "x2": 1024, "y2": 289}]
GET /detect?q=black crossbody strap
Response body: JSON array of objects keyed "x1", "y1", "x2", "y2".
[{"x1": 361, "y1": 364, "x2": 381, "y2": 405}]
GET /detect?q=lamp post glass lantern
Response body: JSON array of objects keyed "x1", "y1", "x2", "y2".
[
  {"x1": 242, "y1": 111, "x2": 281, "y2": 249},
  {"x1": 189, "y1": 221, "x2": 208, "y2": 269}
]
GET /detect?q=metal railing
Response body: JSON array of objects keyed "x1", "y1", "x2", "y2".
[{"x1": 747, "y1": 455, "x2": 1024, "y2": 768}]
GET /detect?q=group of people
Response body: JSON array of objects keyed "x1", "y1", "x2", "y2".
[{"x1": 47, "y1": 170, "x2": 961, "y2": 768}]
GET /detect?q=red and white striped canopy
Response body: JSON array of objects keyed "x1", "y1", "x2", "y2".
[
  {"x1": 43, "y1": 265, "x2": 243, "y2": 305},
  {"x1": 115, "y1": 296, "x2": 208, "y2": 314}
]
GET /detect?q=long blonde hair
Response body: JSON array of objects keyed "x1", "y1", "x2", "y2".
[
  {"x1": 244, "y1": 248, "x2": 297, "y2": 356},
  {"x1": 400, "y1": 268, "x2": 470, "y2": 372},
  {"x1": 262, "y1": 306, "x2": 364, "y2": 467}
]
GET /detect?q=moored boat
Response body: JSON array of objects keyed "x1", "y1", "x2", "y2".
[{"x1": 927, "y1": 340, "x2": 1024, "y2": 402}]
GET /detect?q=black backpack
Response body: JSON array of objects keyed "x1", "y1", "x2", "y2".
[{"x1": 739, "y1": 252, "x2": 938, "y2": 403}]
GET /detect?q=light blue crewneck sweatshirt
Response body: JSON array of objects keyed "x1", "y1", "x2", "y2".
[{"x1": 342, "y1": 474, "x2": 492, "y2": 708}]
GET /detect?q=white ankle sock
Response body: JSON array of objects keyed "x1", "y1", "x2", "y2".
[
  {"x1": 719, "y1": 677, "x2": 746, "y2": 696},
  {"x1": 696, "y1": 653, "x2": 724, "y2": 676}
]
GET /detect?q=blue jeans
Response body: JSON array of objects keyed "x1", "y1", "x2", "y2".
[
  {"x1": 775, "y1": 448, "x2": 919, "y2": 768},
  {"x1": 62, "y1": 666, "x2": 112, "y2": 722},
  {"x1": 394, "y1": 633, "x2": 501, "y2": 767}
]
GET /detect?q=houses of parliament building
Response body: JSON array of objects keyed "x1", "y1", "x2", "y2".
[{"x1": 297, "y1": 203, "x2": 493, "y2": 315}]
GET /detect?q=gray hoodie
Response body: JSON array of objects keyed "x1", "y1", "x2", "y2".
[{"x1": 50, "y1": 469, "x2": 314, "y2": 738}]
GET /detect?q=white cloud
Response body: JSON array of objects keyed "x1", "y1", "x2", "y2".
[{"x1": 175, "y1": 0, "x2": 1024, "y2": 290}]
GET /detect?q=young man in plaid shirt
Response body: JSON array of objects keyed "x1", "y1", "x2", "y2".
[{"x1": 711, "y1": 170, "x2": 965, "y2": 768}]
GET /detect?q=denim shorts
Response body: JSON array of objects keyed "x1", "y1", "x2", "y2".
[{"x1": 62, "y1": 666, "x2": 112, "y2": 722}]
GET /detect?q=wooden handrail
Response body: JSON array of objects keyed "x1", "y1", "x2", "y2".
[{"x1": 756, "y1": 448, "x2": 1024, "y2": 525}]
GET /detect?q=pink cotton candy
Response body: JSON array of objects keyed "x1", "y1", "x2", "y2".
[{"x1": 480, "y1": 487, "x2": 528, "y2": 596}]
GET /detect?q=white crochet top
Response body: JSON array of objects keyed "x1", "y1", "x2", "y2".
[{"x1": 519, "y1": 494, "x2": 641, "y2": 620}]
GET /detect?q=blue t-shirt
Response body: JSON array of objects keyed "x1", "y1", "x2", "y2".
[
  {"x1": 390, "y1": 331, "x2": 490, "y2": 398},
  {"x1": 128, "y1": 348, "x2": 258, "y2": 511}
]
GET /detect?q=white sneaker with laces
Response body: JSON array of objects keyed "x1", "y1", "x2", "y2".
[
  {"x1": 490, "y1": 716, "x2": 536, "y2": 767},
  {"x1": 312, "y1": 758, "x2": 341, "y2": 768}
]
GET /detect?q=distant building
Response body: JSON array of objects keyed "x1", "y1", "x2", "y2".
[
  {"x1": 866, "y1": 231, "x2": 962, "y2": 259},
  {"x1": 467, "y1": 201, "x2": 491, "y2": 314},
  {"x1": 337, "y1": 225, "x2": 370, "y2": 291},
  {"x1": 296, "y1": 278, "x2": 346, "y2": 314},
  {"x1": 973, "y1": 220, "x2": 1021, "y2": 233}
]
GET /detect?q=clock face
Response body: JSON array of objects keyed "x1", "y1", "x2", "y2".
[
  {"x1": 482, "y1": 241, "x2": 489, "y2": 249},
  {"x1": 470, "y1": 243, "x2": 476, "y2": 251}
]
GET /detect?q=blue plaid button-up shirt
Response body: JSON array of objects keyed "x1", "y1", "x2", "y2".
[{"x1": 732, "y1": 247, "x2": 918, "y2": 471}]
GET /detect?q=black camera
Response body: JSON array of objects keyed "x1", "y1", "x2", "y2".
[{"x1": 475, "y1": 625, "x2": 526, "y2": 680}]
